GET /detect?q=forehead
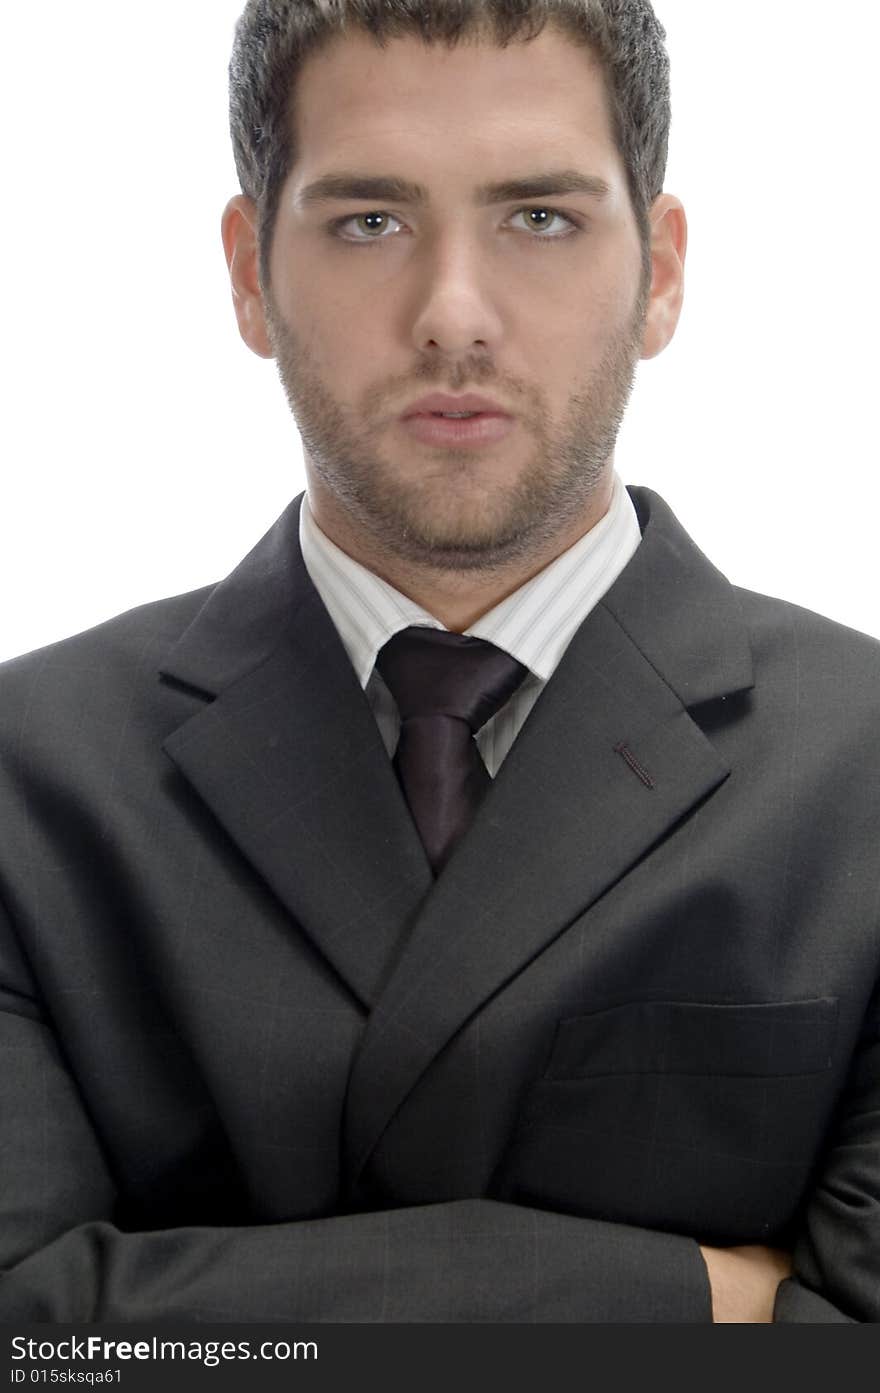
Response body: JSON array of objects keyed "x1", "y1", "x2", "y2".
[{"x1": 289, "y1": 27, "x2": 625, "y2": 187}]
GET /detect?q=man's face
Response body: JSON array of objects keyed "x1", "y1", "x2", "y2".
[{"x1": 263, "y1": 27, "x2": 650, "y2": 572}]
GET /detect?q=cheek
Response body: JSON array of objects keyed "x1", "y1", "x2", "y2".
[
  {"x1": 516, "y1": 254, "x2": 626, "y2": 341},
  {"x1": 278, "y1": 279, "x2": 369, "y2": 378},
  {"x1": 520, "y1": 311, "x2": 609, "y2": 392}
]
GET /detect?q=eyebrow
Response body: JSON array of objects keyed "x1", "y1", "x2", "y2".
[{"x1": 295, "y1": 169, "x2": 613, "y2": 210}]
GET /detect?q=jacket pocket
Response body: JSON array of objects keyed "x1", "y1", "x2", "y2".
[{"x1": 495, "y1": 997, "x2": 838, "y2": 1245}]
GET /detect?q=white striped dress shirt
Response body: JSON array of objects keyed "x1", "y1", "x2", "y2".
[{"x1": 299, "y1": 475, "x2": 642, "y2": 776}]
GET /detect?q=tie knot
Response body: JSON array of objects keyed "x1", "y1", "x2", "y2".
[{"x1": 376, "y1": 627, "x2": 528, "y2": 734}]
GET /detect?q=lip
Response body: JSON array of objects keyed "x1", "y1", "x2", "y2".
[
  {"x1": 400, "y1": 412, "x2": 515, "y2": 449},
  {"x1": 401, "y1": 393, "x2": 512, "y2": 419}
]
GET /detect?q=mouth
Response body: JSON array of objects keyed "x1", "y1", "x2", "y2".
[
  {"x1": 402, "y1": 392, "x2": 512, "y2": 418},
  {"x1": 399, "y1": 412, "x2": 516, "y2": 449},
  {"x1": 400, "y1": 393, "x2": 515, "y2": 448}
]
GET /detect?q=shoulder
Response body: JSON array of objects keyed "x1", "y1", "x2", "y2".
[
  {"x1": 1, "y1": 586, "x2": 212, "y2": 676},
  {"x1": 0, "y1": 586, "x2": 215, "y2": 752},
  {"x1": 733, "y1": 583, "x2": 880, "y2": 688},
  {"x1": 629, "y1": 484, "x2": 880, "y2": 693},
  {"x1": 722, "y1": 587, "x2": 880, "y2": 802}
]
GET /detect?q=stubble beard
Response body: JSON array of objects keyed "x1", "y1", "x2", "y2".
[{"x1": 264, "y1": 286, "x2": 648, "y2": 575}]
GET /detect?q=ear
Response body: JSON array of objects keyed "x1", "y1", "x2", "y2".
[
  {"x1": 640, "y1": 193, "x2": 688, "y2": 360},
  {"x1": 221, "y1": 195, "x2": 275, "y2": 360}
]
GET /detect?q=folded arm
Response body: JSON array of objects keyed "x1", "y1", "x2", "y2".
[
  {"x1": 0, "y1": 989, "x2": 717, "y2": 1321},
  {"x1": 3, "y1": 972, "x2": 877, "y2": 1322},
  {"x1": 771, "y1": 989, "x2": 880, "y2": 1324}
]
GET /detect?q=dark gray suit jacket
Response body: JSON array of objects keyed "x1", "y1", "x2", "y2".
[{"x1": 1, "y1": 488, "x2": 878, "y2": 1322}]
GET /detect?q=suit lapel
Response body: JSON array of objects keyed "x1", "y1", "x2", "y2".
[
  {"x1": 156, "y1": 486, "x2": 755, "y2": 1178},
  {"x1": 160, "y1": 497, "x2": 432, "y2": 1010},
  {"x1": 343, "y1": 487, "x2": 755, "y2": 1181}
]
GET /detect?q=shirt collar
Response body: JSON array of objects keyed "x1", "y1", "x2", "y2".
[{"x1": 299, "y1": 473, "x2": 641, "y2": 689}]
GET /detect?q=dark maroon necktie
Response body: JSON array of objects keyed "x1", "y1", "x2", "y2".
[{"x1": 376, "y1": 626, "x2": 528, "y2": 875}]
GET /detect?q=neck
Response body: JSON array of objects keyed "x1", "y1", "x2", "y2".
[{"x1": 306, "y1": 474, "x2": 616, "y2": 632}]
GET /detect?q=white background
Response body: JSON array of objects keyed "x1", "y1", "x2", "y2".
[{"x1": 2, "y1": 0, "x2": 878, "y2": 660}]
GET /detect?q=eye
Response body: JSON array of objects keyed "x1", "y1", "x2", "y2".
[
  {"x1": 508, "y1": 207, "x2": 579, "y2": 239},
  {"x1": 332, "y1": 211, "x2": 406, "y2": 242}
]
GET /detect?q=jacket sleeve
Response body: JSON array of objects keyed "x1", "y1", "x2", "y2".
[
  {"x1": 773, "y1": 985, "x2": 880, "y2": 1324},
  {"x1": 0, "y1": 988, "x2": 712, "y2": 1322}
]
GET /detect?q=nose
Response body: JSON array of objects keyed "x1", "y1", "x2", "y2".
[{"x1": 409, "y1": 232, "x2": 504, "y2": 358}]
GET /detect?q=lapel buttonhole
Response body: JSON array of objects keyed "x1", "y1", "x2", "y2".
[{"x1": 614, "y1": 742, "x2": 656, "y2": 790}]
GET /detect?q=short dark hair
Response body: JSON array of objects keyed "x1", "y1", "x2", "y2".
[{"x1": 229, "y1": 0, "x2": 671, "y2": 290}]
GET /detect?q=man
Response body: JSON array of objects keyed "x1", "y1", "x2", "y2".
[{"x1": 0, "y1": 0, "x2": 877, "y2": 1323}]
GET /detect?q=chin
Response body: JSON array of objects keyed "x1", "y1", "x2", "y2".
[
  {"x1": 387, "y1": 490, "x2": 522, "y2": 544},
  {"x1": 379, "y1": 504, "x2": 538, "y2": 571}
]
